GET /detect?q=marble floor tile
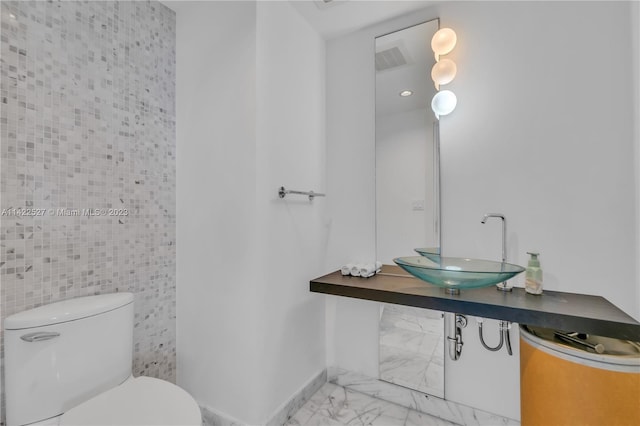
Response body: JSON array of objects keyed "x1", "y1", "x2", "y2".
[
  {"x1": 405, "y1": 410, "x2": 459, "y2": 426},
  {"x1": 286, "y1": 383, "x2": 460, "y2": 426}
]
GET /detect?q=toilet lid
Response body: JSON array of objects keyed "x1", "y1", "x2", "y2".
[{"x1": 60, "y1": 376, "x2": 201, "y2": 426}]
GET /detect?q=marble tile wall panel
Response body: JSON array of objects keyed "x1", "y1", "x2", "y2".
[
  {"x1": 379, "y1": 305, "x2": 445, "y2": 397},
  {"x1": 0, "y1": 0, "x2": 175, "y2": 419}
]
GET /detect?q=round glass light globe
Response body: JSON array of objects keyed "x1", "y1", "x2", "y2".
[
  {"x1": 431, "y1": 90, "x2": 457, "y2": 116},
  {"x1": 431, "y1": 28, "x2": 457, "y2": 56},
  {"x1": 431, "y1": 59, "x2": 457, "y2": 86}
]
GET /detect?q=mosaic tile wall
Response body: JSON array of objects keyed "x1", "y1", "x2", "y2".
[{"x1": 0, "y1": 0, "x2": 176, "y2": 416}]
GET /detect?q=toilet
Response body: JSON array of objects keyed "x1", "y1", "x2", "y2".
[{"x1": 4, "y1": 293, "x2": 201, "y2": 426}]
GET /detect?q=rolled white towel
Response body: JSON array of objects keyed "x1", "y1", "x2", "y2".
[
  {"x1": 359, "y1": 261, "x2": 383, "y2": 278},
  {"x1": 358, "y1": 264, "x2": 371, "y2": 276},
  {"x1": 341, "y1": 264, "x2": 354, "y2": 276},
  {"x1": 359, "y1": 263, "x2": 378, "y2": 277},
  {"x1": 350, "y1": 264, "x2": 362, "y2": 277}
]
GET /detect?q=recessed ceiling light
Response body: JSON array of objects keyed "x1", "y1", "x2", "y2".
[
  {"x1": 399, "y1": 90, "x2": 413, "y2": 97},
  {"x1": 9, "y1": 13, "x2": 16, "y2": 19}
]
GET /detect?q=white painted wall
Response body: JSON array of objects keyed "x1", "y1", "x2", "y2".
[
  {"x1": 176, "y1": 1, "x2": 326, "y2": 423},
  {"x1": 324, "y1": 18, "x2": 377, "y2": 374},
  {"x1": 440, "y1": 2, "x2": 636, "y2": 416},
  {"x1": 176, "y1": 2, "x2": 260, "y2": 422},
  {"x1": 439, "y1": 1, "x2": 637, "y2": 315},
  {"x1": 254, "y1": 0, "x2": 327, "y2": 421},
  {"x1": 633, "y1": 0, "x2": 640, "y2": 322},
  {"x1": 326, "y1": 1, "x2": 638, "y2": 421}
]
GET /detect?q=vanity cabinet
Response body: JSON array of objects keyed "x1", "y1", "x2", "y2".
[{"x1": 310, "y1": 266, "x2": 640, "y2": 341}]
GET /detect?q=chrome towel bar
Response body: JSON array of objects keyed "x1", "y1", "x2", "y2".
[{"x1": 278, "y1": 186, "x2": 325, "y2": 201}]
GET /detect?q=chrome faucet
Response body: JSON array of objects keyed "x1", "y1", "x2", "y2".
[
  {"x1": 481, "y1": 213, "x2": 511, "y2": 291},
  {"x1": 479, "y1": 212, "x2": 514, "y2": 356}
]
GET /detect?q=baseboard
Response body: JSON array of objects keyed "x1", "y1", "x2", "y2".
[
  {"x1": 265, "y1": 369, "x2": 327, "y2": 426},
  {"x1": 201, "y1": 367, "x2": 518, "y2": 426},
  {"x1": 200, "y1": 404, "x2": 247, "y2": 426},
  {"x1": 328, "y1": 367, "x2": 519, "y2": 426},
  {"x1": 200, "y1": 369, "x2": 327, "y2": 426}
]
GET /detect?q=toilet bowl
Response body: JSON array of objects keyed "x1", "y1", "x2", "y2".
[
  {"x1": 4, "y1": 293, "x2": 201, "y2": 426},
  {"x1": 60, "y1": 376, "x2": 201, "y2": 426}
]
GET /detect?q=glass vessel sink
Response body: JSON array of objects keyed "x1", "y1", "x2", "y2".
[
  {"x1": 414, "y1": 247, "x2": 441, "y2": 262},
  {"x1": 394, "y1": 256, "x2": 525, "y2": 294}
]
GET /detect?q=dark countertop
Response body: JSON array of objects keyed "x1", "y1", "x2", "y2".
[{"x1": 310, "y1": 266, "x2": 640, "y2": 341}]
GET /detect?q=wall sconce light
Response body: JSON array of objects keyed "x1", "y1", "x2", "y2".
[
  {"x1": 431, "y1": 27, "x2": 457, "y2": 118},
  {"x1": 431, "y1": 59, "x2": 457, "y2": 87},
  {"x1": 431, "y1": 90, "x2": 457, "y2": 116},
  {"x1": 431, "y1": 28, "x2": 457, "y2": 59}
]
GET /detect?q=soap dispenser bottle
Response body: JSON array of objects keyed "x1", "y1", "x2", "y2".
[{"x1": 525, "y1": 252, "x2": 543, "y2": 295}]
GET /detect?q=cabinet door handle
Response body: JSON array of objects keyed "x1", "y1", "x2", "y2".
[{"x1": 20, "y1": 332, "x2": 60, "y2": 342}]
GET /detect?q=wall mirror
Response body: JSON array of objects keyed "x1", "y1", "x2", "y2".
[
  {"x1": 375, "y1": 19, "x2": 444, "y2": 398},
  {"x1": 375, "y1": 19, "x2": 440, "y2": 263}
]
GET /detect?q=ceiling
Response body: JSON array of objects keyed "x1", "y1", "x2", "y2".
[
  {"x1": 289, "y1": 0, "x2": 437, "y2": 40},
  {"x1": 163, "y1": 1, "x2": 437, "y2": 40},
  {"x1": 162, "y1": 0, "x2": 439, "y2": 117}
]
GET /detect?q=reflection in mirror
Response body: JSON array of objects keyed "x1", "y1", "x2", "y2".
[
  {"x1": 375, "y1": 19, "x2": 444, "y2": 398},
  {"x1": 375, "y1": 20, "x2": 440, "y2": 264},
  {"x1": 379, "y1": 305, "x2": 445, "y2": 397}
]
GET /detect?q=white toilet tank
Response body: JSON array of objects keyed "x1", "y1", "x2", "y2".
[{"x1": 4, "y1": 293, "x2": 135, "y2": 426}]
